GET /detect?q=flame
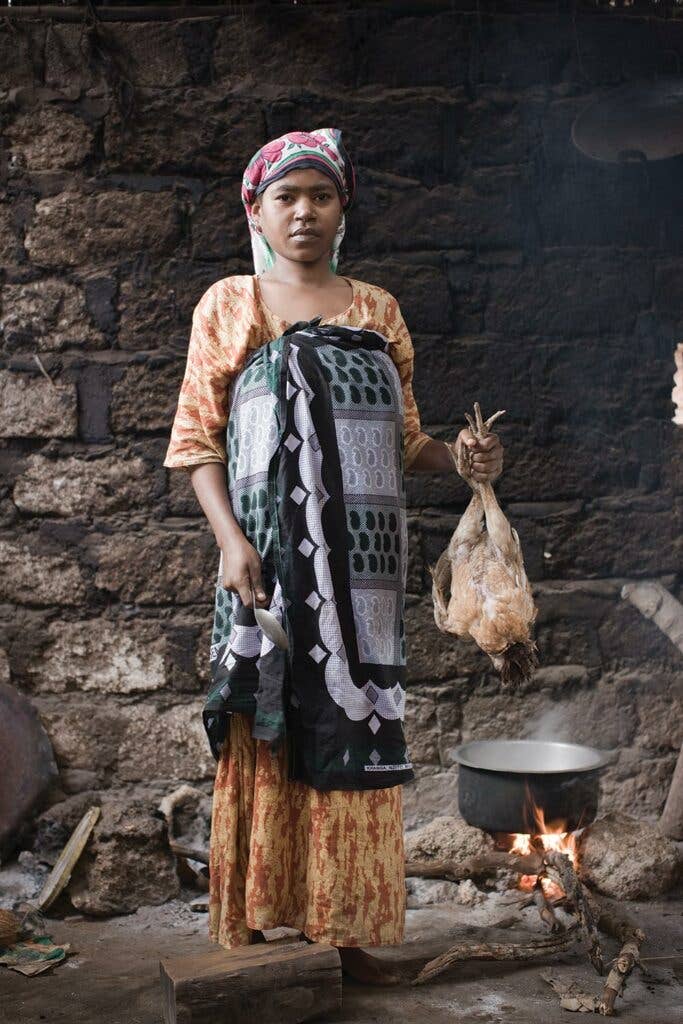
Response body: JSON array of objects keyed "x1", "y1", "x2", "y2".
[{"x1": 506, "y1": 791, "x2": 579, "y2": 899}]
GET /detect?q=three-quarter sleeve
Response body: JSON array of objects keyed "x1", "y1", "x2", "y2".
[
  {"x1": 384, "y1": 295, "x2": 432, "y2": 471},
  {"x1": 163, "y1": 282, "x2": 240, "y2": 470}
]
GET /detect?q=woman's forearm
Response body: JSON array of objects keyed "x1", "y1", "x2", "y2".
[
  {"x1": 188, "y1": 462, "x2": 243, "y2": 547},
  {"x1": 408, "y1": 437, "x2": 457, "y2": 474}
]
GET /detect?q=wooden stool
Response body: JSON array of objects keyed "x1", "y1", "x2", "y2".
[{"x1": 160, "y1": 940, "x2": 341, "y2": 1024}]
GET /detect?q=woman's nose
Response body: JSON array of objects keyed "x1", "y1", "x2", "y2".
[{"x1": 294, "y1": 199, "x2": 316, "y2": 220}]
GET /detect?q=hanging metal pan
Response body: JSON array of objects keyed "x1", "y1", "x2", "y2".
[{"x1": 572, "y1": 76, "x2": 683, "y2": 163}]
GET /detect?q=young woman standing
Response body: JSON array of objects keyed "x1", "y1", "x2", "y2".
[{"x1": 164, "y1": 128, "x2": 503, "y2": 984}]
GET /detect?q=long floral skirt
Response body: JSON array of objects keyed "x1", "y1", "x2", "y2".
[{"x1": 208, "y1": 711, "x2": 406, "y2": 948}]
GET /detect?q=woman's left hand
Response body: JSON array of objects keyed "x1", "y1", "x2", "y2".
[{"x1": 457, "y1": 427, "x2": 504, "y2": 484}]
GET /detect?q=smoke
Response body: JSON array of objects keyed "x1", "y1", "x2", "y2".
[{"x1": 524, "y1": 704, "x2": 574, "y2": 742}]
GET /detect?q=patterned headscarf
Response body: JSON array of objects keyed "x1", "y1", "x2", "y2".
[{"x1": 241, "y1": 128, "x2": 356, "y2": 276}]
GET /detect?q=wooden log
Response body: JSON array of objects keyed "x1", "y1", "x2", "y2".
[
  {"x1": 159, "y1": 941, "x2": 341, "y2": 1024},
  {"x1": 543, "y1": 850, "x2": 603, "y2": 975},
  {"x1": 405, "y1": 849, "x2": 544, "y2": 882},
  {"x1": 412, "y1": 923, "x2": 580, "y2": 986},
  {"x1": 659, "y1": 742, "x2": 683, "y2": 840}
]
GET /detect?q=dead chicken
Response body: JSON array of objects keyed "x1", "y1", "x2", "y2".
[{"x1": 429, "y1": 403, "x2": 539, "y2": 688}]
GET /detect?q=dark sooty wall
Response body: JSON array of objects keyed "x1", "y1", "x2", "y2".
[{"x1": 0, "y1": 4, "x2": 681, "y2": 832}]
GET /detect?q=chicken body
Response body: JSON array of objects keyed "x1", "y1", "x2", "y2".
[{"x1": 430, "y1": 405, "x2": 538, "y2": 687}]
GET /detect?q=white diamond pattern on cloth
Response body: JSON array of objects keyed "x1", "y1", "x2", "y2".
[
  {"x1": 309, "y1": 644, "x2": 327, "y2": 664},
  {"x1": 290, "y1": 485, "x2": 307, "y2": 505},
  {"x1": 305, "y1": 591, "x2": 322, "y2": 610},
  {"x1": 284, "y1": 433, "x2": 301, "y2": 452},
  {"x1": 369, "y1": 714, "x2": 380, "y2": 734},
  {"x1": 298, "y1": 538, "x2": 314, "y2": 557},
  {"x1": 284, "y1": 342, "x2": 408, "y2": 729}
]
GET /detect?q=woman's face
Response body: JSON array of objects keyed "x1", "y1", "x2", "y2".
[{"x1": 252, "y1": 167, "x2": 343, "y2": 269}]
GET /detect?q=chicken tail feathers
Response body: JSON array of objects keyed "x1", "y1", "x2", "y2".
[{"x1": 499, "y1": 639, "x2": 539, "y2": 689}]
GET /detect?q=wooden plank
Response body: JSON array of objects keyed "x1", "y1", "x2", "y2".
[{"x1": 160, "y1": 940, "x2": 341, "y2": 1024}]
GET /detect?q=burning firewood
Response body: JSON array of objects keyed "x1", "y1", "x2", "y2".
[{"x1": 430, "y1": 403, "x2": 538, "y2": 689}]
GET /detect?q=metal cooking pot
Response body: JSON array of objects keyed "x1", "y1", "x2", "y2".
[{"x1": 453, "y1": 739, "x2": 612, "y2": 835}]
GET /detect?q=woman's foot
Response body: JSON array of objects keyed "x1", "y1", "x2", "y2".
[{"x1": 337, "y1": 946, "x2": 403, "y2": 985}]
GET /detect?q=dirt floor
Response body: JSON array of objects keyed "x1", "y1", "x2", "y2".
[{"x1": 1, "y1": 886, "x2": 681, "y2": 1024}]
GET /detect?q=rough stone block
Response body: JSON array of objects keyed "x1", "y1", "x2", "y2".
[
  {"x1": 212, "y1": 10, "x2": 356, "y2": 88},
  {"x1": 116, "y1": 261, "x2": 230, "y2": 352},
  {"x1": 13, "y1": 454, "x2": 151, "y2": 516},
  {"x1": 579, "y1": 811, "x2": 682, "y2": 899},
  {"x1": 0, "y1": 539, "x2": 87, "y2": 607},
  {"x1": 599, "y1": 599, "x2": 683, "y2": 669},
  {"x1": 0, "y1": 22, "x2": 45, "y2": 89},
  {"x1": 6, "y1": 107, "x2": 92, "y2": 171},
  {"x1": 68, "y1": 794, "x2": 180, "y2": 915},
  {"x1": 402, "y1": 765, "x2": 459, "y2": 831},
  {"x1": 90, "y1": 529, "x2": 217, "y2": 605},
  {"x1": 1, "y1": 279, "x2": 105, "y2": 352},
  {"x1": 28, "y1": 619, "x2": 166, "y2": 695},
  {"x1": 404, "y1": 690, "x2": 440, "y2": 765},
  {"x1": 105, "y1": 92, "x2": 260, "y2": 177},
  {"x1": 117, "y1": 701, "x2": 215, "y2": 782},
  {"x1": 36, "y1": 698, "x2": 126, "y2": 776},
  {"x1": 0, "y1": 372, "x2": 77, "y2": 438},
  {"x1": 0, "y1": 204, "x2": 20, "y2": 266},
  {"x1": 486, "y1": 255, "x2": 652, "y2": 337},
  {"x1": 24, "y1": 191, "x2": 180, "y2": 268},
  {"x1": 599, "y1": 746, "x2": 679, "y2": 820},
  {"x1": 405, "y1": 814, "x2": 495, "y2": 867},
  {"x1": 191, "y1": 185, "x2": 260, "y2": 261},
  {"x1": 110, "y1": 360, "x2": 184, "y2": 434},
  {"x1": 360, "y1": 178, "x2": 521, "y2": 254},
  {"x1": 354, "y1": 10, "x2": 469, "y2": 88}
]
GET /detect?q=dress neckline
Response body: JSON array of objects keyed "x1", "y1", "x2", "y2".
[{"x1": 253, "y1": 274, "x2": 355, "y2": 328}]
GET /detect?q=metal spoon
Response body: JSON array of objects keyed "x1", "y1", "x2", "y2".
[{"x1": 250, "y1": 582, "x2": 289, "y2": 651}]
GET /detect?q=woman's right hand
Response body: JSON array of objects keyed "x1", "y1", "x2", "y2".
[{"x1": 220, "y1": 532, "x2": 268, "y2": 608}]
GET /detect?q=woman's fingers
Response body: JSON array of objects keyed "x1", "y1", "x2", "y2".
[
  {"x1": 250, "y1": 562, "x2": 267, "y2": 604},
  {"x1": 234, "y1": 571, "x2": 253, "y2": 607}
]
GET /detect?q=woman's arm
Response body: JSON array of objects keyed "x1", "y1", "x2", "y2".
[{"x1": 164, "y1": 282, "x2": 267, "y2": 607}]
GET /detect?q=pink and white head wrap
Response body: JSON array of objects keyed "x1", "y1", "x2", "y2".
[{"x1": 241, "y1": 128, "x2": 356, "y2": 276}]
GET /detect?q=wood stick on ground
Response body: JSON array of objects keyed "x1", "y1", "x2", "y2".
[
  {"x1": 405, "y1": 849, "x2": 544, "y2": 883},
  {"x1": 586, "y1": 894, "x2": 647, "y2": 1017},
  {"x1": 532, "y1": 878, "x2": 563, "y2": 932},
  {"x1": 169, "y1": 839, "x2": 210, "y2": 865},
  {"x1": 598, "y1": 927, "x2": 646, "y2": 1017},
  {"x1": 35, "y1": 806, "x2": 101, "y2": 912},
  {"x1": 659, "y1": 742, "x2": 683, "y2": 840},
  {"x1": 412, "y1": 923, "x2": 580, "y2": 986},
  {"x1": 543, "y1": 850, "x2": 603, "y2": 975}
]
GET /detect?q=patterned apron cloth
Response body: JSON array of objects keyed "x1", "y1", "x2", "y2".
[{"x1": 203, "y1": 317, "x2": 414, "y2": 791}]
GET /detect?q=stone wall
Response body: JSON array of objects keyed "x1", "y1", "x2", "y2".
[{"x1": 0, "y1": 4, "x2": 681, "y2": 838}]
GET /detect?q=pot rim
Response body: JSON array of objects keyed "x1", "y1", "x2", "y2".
[{"x1": 454, "y1": 738, "x2": 612, "y2": 775}]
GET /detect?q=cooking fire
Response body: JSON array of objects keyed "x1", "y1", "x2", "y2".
[{"x1": 494, "y1": 793, "x2": 581, "y2": 901}]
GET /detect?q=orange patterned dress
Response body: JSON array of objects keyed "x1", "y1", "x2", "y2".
[{"x1": 164, "y1": 274, "x2": 431, "y2": 949}]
